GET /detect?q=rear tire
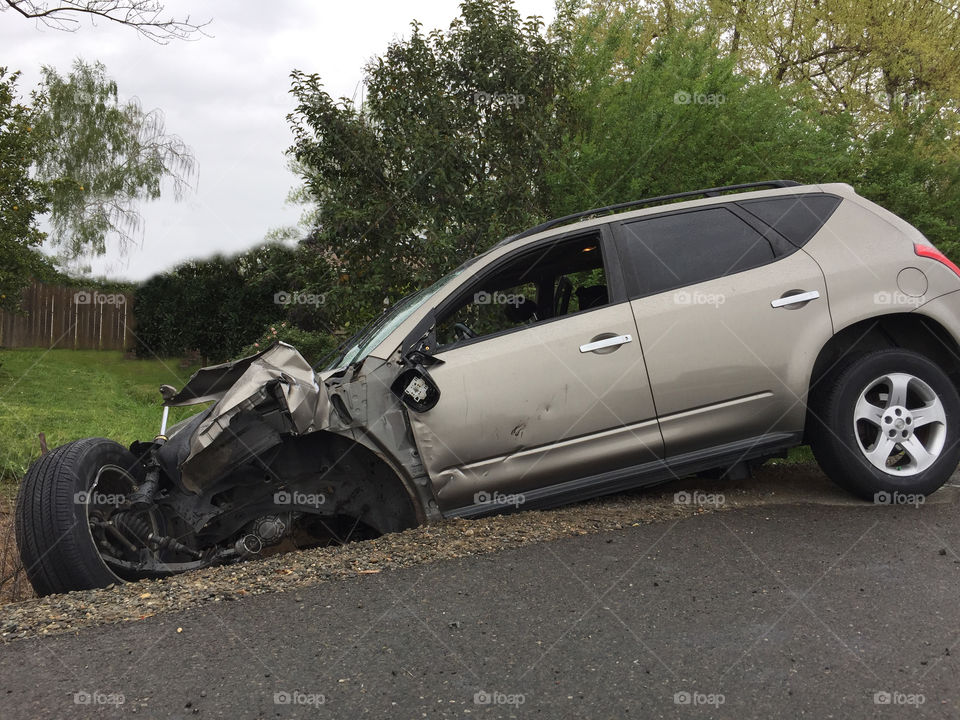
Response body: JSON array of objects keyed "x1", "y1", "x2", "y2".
[
  {"x1": 15, "y1": 438, "x2": 143, "y2": 596},
  {"x1": 809, "y1": 349, "x2": 960, "y2": 500}
]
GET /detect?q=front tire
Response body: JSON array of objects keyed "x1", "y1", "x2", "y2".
[
  {"x1": 15, "y1": 438, "x2": 144, "y2": 596},
  {"x1": 809, "y1": 349, "x2": 960, "y2": 500}
]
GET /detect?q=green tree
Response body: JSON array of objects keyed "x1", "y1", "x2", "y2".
[
  {"x1": 33, "y1": 59, "x2": 195, "y2": 259},
  {"x1": 547, "y1": 11, "x2": 854, "y2": 214},
  {"x1": 704, "y1": 0, "x2": 960, "y2": 120},
  {"x1": 288, "y1": 0, "x2": 568, "y2": 324},
  {"x1": 553, "y1": 1, "x2": 960, "y2": 263},
  {"x1": 0, "y1": 68, "x2": 49, "y2": 312}
]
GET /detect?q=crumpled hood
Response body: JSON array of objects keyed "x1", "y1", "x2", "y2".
[{"x1": 165, "y1": 342, "x2": 329, "y2": 492}]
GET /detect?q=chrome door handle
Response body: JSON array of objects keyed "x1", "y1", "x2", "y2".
[
  {"x1": 579, "y1": 334, "x2": 633, "y2": 353},
  {"x1": 771, "y1": 290, "x2": 820, "y2": 308}
]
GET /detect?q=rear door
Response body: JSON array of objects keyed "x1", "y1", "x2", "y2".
[{"x1": 612, "y1": 204, "x2": 834, "y2": 456}]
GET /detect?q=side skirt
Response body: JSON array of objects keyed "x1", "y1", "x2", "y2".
[{"x1": 442, "y1": 432, "x2": 802, "y2": 518}]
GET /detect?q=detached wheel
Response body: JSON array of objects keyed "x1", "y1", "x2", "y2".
[
  {"x1": 810, "y1": 349, "x2": 960, "y2": 500},
  {"x1": 15, "y1": 438, "x2": 144, "y2": 596}
]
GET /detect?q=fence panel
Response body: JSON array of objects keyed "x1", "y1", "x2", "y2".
[{"x1": 0, "y1": 282, "x2": 133, "y2": 350}]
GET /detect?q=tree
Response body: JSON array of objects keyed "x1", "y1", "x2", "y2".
[
  {"x1": 702, "y1": 0, "x2": 960, "y2": 123},
  {"x1": 32, "y1": 59, "x2": 195, "y2": 259},
  {"x1": 288, "y1": 0, "x2": 568, "y2": 324},
  {"x1": 2, "y1": 0, "x2": 208, "y2": 42},
  {"x1": 546, "y1": 9, "x2": 854, "y2": 215},
  {"x1": 555, "y1": 0, "x2": 960, "y2": 264},
  {"x1": 0, "y1": 68, "x2": 49, "y2": 312}
]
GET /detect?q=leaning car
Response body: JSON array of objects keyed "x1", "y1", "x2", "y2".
[{"x1": 17, "y1": 180, "x2": 960, "y2": 595}]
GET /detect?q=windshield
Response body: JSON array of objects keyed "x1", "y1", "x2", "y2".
[{"x1": 325, "y1": 265, "x2": 469, "y2": 371}]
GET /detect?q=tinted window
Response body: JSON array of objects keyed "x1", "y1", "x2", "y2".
[
  {"x1": 617, "y1": 207, "x2": 775, "y2": 297},
  {"x1": 738, "y1": 194, "x2": 841, "y2": 247}
]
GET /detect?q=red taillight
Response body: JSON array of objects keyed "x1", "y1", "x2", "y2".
[{"x1": 914, "y1": 243, "x2": 960, "y2": 279}]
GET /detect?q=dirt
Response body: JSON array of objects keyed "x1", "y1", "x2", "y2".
[{"x1": 0, "y1": 500, "x2": 32, "y2": 606}]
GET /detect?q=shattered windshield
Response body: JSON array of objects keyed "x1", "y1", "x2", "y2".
[{"x1": 326, "y1": 264, "x2": 470, "y2": 371}]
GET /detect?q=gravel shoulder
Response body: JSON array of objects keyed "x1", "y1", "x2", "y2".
[{"x1": 2, "y1": 463, "x2": 957, "y2": 643}]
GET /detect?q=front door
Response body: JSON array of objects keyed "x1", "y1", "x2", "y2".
[{"x1": 404, "y1": 230, "x2": 662, "y2": 512}]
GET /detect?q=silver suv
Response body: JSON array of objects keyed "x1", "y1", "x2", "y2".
[{"x1": 17, "y1": 180, "x2": 960, "y2": 595}]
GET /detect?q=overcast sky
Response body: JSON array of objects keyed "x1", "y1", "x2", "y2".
[{"x1": 1, "y1": 0, "x2": 556, "y2": 281}]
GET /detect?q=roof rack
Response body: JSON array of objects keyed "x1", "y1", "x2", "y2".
[{"x1": 510, "y1": 180, "x2": 801, "y2": 241}]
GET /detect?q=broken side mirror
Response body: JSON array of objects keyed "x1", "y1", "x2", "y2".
[{"x1": 391, "y1": 366, "x2": 441, "y2": 412}]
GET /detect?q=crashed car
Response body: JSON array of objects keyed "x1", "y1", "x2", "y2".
[{"x1": 16, "y1": 180, "x2": 960, "y2": 595}]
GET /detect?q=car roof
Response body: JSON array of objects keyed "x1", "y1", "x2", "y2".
[{"x1": 495, "y1": 181, "x2": 854, "y2": 250}]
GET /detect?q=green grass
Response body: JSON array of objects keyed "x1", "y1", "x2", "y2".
[
  {"x1": 769, "y1": 445, "x2": 816, "y2": 465},
  {"x1": 0, "y1": 349, "x2": 206, "y2": 492}
]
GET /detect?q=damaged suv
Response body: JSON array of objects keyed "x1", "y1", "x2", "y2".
[{"x1": 17, "y1": 180, "x2": 960, "y2": 595}]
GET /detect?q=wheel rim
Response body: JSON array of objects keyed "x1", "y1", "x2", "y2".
[{"x1": 853, "y1": 372, "x2": 947, "y2": 476}]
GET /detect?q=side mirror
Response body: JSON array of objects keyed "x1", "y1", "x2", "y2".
[{"x1": 390, "y1": 366, "x2": 440, "y2": 412}]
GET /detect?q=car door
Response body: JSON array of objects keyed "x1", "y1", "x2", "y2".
[
  {"x1": 612, "y1": 204, "x2": 834, "y2": 457},
  {"x1": 404, "y1": 228, "x2": 662, "y2": 512}
]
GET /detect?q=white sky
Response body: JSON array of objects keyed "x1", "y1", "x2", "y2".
[{"x1": 1, "y1": 0, "x2": 557, "y2": 281}]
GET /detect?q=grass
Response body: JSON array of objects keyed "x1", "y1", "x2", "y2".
[
  {"x1": 0, "y1": 349, "x2": 205, "y2": 493},
  {"x1": 783, "y1": 445, "x2": 816, "y2": 465}
]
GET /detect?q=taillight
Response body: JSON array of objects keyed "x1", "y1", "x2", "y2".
[{"x1": 914, "y1": 243, "x2": 960, "y2": 279}]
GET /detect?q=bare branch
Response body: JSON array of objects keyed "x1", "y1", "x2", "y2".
[{"x1": 2, "y1": 0, "x2": 210, "y2": 43}]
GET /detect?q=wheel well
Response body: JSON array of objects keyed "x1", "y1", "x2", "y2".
[
  {"x1": 806, "y1": 313, "x2": 960, "y2": 438},
  {"x1": 267, "y1": 431, "x2": 422, "y2": 534}
]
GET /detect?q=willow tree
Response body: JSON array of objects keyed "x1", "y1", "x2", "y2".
[{"x1": 32, "y1": 59, "x2": 195, "y2": 259}]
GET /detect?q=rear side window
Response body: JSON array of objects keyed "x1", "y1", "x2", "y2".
[
  {"x1": 738, "y1": 194, "x2": 841, "y2": 247},
  {"x1": 616, "y1": 207, "x2": 776, "y2": 297}
]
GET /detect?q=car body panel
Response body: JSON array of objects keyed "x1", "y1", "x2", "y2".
[
  {"x1": 406, "y1": 301, "x2": 662, "y2": 511},
  {"x1": 624, "y1": 248, "x2": 833, "y2": 455},
  {"x1": 165, "y1": 343, "x2": 325, "y2": 493}
]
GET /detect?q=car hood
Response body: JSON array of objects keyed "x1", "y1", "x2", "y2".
[{"x1": 164, "y1": 342, "x2": 328, "y2": 492}]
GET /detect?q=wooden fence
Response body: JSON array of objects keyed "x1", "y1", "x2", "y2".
[{"x1": 0, "y1": 282, "x2": 134, "y2": 351}]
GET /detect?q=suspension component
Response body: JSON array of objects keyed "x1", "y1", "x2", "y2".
[{"x1": 113, "y1": 512, "x2": 202, "y2": 560}]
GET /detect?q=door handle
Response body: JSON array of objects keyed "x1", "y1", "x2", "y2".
[
  {"x1": 771, "y1": 290, "x2": 820, "y2": 308},
  {"x1": 579, "y1": 334, "x2": 633, "y2": 353}
]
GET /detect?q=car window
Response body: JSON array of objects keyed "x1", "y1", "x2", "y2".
[
  {"x1": 737, "y1": 193, "x2": 842, "y2": 247},
  {"x1": 435, "y1": 233, "x2": 608, "y2": 347},
  {"x1": 616, "y1": 206, "x2": 776, "y2": 298}
]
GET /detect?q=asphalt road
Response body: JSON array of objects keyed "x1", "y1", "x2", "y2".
[{"x1": 1, "y1": 500, "x2": 959, "y2": 719}]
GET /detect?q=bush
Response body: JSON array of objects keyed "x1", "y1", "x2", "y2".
[
  {"x1": 240, "y1": 322, "x2": 339, "y2": 366},
  {"x1": 134, "y1": 247, "x2": 297, "y2": 363}
]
